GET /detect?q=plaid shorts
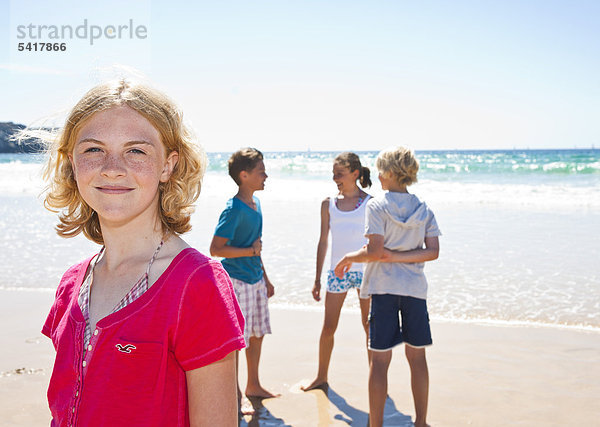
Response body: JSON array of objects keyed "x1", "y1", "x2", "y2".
[{"x1": 231, "y1": 277, "x2": 271, "y2": 346}]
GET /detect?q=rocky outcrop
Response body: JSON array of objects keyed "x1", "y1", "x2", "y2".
[{"x1": 0, "y1": 122, "x2": 45, "y2": 153}]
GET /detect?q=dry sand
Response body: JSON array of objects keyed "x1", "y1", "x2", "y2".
[{"x1": 1, "y1": 289, "x2": 599, "y2": 426}]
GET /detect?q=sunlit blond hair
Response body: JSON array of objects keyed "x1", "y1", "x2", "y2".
[
  {"x1": 37, "y1": 79, "x2": 206, "y2": 244},
  {"x1": 376, "y1": 146, "x2": 419, "y2": 186}
]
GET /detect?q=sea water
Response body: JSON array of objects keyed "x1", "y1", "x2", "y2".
[{"x1": 1, "y1": 150, "x2": 598, "y2": 330}]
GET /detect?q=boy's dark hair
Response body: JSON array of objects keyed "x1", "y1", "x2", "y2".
[{"x1": 228, "y1": 147, "x2": 264, "y2": 185}]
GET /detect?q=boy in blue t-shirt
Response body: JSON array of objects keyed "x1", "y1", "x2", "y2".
[{"x1": 210, "y1": 147, "x2": 278, "y2": 410}]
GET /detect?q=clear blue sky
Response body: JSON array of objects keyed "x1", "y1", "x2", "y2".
[{"x1": 1, "y1": 0, "x2": 599, "y2": 152}]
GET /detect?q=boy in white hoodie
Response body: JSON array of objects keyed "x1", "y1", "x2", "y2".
[{"x1": 334, "y1": 146, "x2": 441, "y2": 427}]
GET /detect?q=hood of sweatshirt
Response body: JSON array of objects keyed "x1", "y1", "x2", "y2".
[{"x1": 380, "y1": 192, "x2": 429, "y2": 229}]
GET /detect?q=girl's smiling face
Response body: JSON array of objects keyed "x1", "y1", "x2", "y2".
[
  {"x1": 332, "y1": 162, "x2": 359, "y2": 193},
  {"x1": 69, "y1": 105, "x2": 178, "y2": 229}
]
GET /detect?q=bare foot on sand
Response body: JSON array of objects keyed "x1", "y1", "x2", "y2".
[
  {"x1": 301, "y1": 378, "x2": 328, "y2": 391},
  {"x1": 245, "y1": 385, "x2": 281, "y2": 399},
  {"x1": 238, "y1": 389, "x2": 255, "y2": 416},
  {"x1": 238, "y1": 397, "x2": 255, "y2": 416}
]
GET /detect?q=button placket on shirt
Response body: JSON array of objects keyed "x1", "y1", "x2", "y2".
[
  {"x1": 72, "y1": 327, "x2": 100, "y2": 424},
  {"x1": 70, "y1": 324, "x2": 83, "y2": 425},
  {"x1": 82, "y1": 329, "x2": 99, "y2": 372}
]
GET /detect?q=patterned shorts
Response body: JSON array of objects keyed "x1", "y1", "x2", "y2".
[
  {"x1": 231, "y1": 277, "x2": 271, "y2": 346},
  {"x1": 326, "y1": 270, "x2": 363, "y2": 293}
]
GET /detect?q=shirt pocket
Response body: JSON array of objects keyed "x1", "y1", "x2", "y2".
[
  {"x1": 79, "y1": 338, "x2": 169, "y2": 426},
  {"x1": 99, "y1": 338, "x2": 165, "y2": 397}
]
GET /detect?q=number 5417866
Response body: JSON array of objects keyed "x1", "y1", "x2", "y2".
[{"x1": 18, "y1": 42, "x2": 67, "y2": 51}]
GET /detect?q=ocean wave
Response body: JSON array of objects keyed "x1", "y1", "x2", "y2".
[
  {"x1": 0, "y1": 290, "x2": 593, "y2": 334},
  {"x1": 267, "y1": 302, "x2": 600, "y2": 333},
  {"x1": 3, "y1": 149, "x2": 599, "y2": 177},
  {"x1": 3, "y1": 287, "x2": 594, "y2": 333},
  {"x1": 203, "y1": 149, "x2": 600, "y2": 178},
  {"x1": 0, "y1": 161, "x2": 45, "y2": 195},
  {"x1": 417, "y1": 180, "x2": 600, "y2": 209},
  {"x1": 3, "y1": 158, "x2": 599, "y2": 211}
]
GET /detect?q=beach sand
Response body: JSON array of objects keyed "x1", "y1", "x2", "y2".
[{"x1": 1, "y1": 289, "x2": 599, "y2": 426}]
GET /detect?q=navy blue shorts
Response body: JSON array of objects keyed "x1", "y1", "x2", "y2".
[{"x1": 369, "y1": 294, "x2": 432, "y2": 351}]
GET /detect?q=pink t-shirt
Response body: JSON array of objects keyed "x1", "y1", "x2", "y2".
[{"x1": 42, "y1": 248, "x2": 245, "y2": 427}]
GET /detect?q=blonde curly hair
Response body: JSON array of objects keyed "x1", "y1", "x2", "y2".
[
  {"x1": 40, "y1": 79, "x2": 206, "y2": 244},
  {"x1": 376, "y1": 146, "x2": 419, "y2": 186}
]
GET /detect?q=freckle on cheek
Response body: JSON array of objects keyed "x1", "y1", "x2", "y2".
[
  {"x1": 129, "y1": 163, "x2": 152, "y2": 173},
  {"x1": 75, "y1": 159, "x2": 95, "y2": 172}
]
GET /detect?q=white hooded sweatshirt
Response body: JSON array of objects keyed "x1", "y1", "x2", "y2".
[{"x1": 361, "y1": 192, "x2": 441, "y2": 299}]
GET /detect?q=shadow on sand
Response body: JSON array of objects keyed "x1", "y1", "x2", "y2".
[
  {"x1": 316, "y1": 383, "x2": 414, "y2": 426},
  {"x1": 239, "y1": 386, "x2": 413, "y2": 426}
]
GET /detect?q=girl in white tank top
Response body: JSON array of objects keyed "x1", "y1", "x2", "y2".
[
  {"x1": 328, "y1": 194, "x2": 371, "y2": 273},
  {"x1": 302, "y1": 152, "x2": 372, "y2": 392}
]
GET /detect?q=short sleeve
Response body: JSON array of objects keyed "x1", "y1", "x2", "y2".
[
  {"x1": 42, "y1": 270, "x2": 72, "y2": 339},
  {"x1": 425, "y1": 208, "x2": 442, "y2": 237},
  {"x1": 174, "y1": 262, "x2": 245, "y2": 371},
  {"x1": 42, "y1": 301, "x2": 57, "y2": 339},
  {"x1": 42, "y1": 259, "x2": 91, "y2": 343},
  {"x1": 214, "y1": 204, "x2": 239, "y2": 241},
  {"x1": 365, "y1": 199, "x2": 385, "y2": 236},
  {"x1": 255, "y1": 197, "x2": 263, "y2": 237}
]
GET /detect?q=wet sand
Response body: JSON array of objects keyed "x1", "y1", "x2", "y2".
[{"x1": 1, "y1": 290, "x2": 599, "y2": 426}]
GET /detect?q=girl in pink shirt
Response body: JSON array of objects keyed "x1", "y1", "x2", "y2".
[{"x1": 36, "y1": 79, "x2": 245, "y2": 426}]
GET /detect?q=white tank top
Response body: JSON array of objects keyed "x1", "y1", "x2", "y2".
[{"x1": 329, "y1": 194, "x2": 371, "y2": 271}]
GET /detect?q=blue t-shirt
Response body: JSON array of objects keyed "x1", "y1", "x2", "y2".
[{"x1": 214, "y1": 196, "x2": 263, "y2": 284}]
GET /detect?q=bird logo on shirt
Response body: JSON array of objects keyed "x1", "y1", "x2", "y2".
[{"x1": 115, "y1": 343, "x2": 137, "y2": 354}]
